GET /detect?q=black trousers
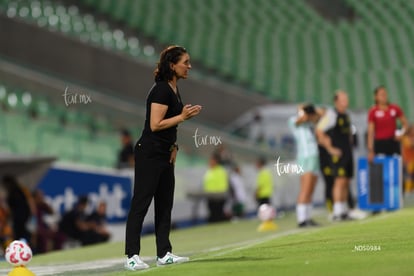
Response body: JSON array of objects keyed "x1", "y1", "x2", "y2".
[
  {"x1": 207, "y1": 198, "x2": 226, "y2": 223},
  {"x1": 12, "y1": 215, "x2": 31, "y2": 242},
  {"x1": 125, "y1": 141, "x2": 175, "y2": 258}
]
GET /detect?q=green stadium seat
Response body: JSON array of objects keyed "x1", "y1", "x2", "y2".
[
  {"x1": 0, "y1": 80, "x2": 200, "y2": 168},
  {"x1": 110, "y1": 0, "x2": 128, "y2": 22},
  {"x1": 124, "y1": 0, "x2": 146, "y2": 29},
  {"x1": 2, "y1": 0, "x2": 414, "y2": 122},
  {"x1": 96, "y1": 0, "x2": 113, "y2": 14}
]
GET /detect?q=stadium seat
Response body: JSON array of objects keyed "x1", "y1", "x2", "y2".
[
  {"x1": 0, "y1": 80, "x2": 202, "y2": 168},
  {"x1": 2, "y1": 0, "x2": 414, "y2": 120}
]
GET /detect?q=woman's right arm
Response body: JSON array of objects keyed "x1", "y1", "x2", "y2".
[{"x1": 150, "y1": 103, "x2": 202, "y2": 132}]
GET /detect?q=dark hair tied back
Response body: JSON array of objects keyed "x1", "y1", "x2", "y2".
[
  {"x1": 303, "y1": 104, "x2": 316, "y2": 115},
  {"x1": 154, "y1": 45, "x2": 187, "y2": 82}
]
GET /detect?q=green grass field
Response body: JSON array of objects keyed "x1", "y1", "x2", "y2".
[{"x1": 1, "y1": 206, "x2": 414, "y2": 276}]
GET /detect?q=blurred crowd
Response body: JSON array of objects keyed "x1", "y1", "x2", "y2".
[
  {"x1": 198, "y1": 86, "x2": 414, "y2": 226},
  {"x1": 199, "y1": 144, "x2": 274, "y2": 223},
  {"x1": 0, "y1": 175, "x2": 110, "y2": 256}
]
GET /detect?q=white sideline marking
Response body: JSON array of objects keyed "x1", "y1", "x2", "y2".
[{"x1": 194, "y1": 228, "x2": 303, "y2": 258}]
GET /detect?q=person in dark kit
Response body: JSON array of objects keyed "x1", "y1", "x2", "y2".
[
  {"x1": 124, "y1": 45, "x2": 202, "y2": 270},
  {"x1": 319, "y1": 144, "x2": 356, "y2": 212},
  {"x1": 316, "y1": 91, "x2": 354, "y2": 221},
  {"x1": 33, "y1": 189, "x2": 65, "y2": 253},
  {"x1": 117, "y1": 129, "x2": 135, "y2": 169},
  {"x1": 59, "y1": 196, "x2": 108, "y2": 246},
  {"x1": 318, "y1": 144, "x2": 335, "y2": 211},
  {"x1": 86, "y1": 201, "x2": 111, "y2": 242},
  {"x1": 1, "y1": 175, "x2": 35, "y2": 244}
]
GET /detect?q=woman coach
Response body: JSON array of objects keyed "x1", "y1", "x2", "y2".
[{"x1": 125, "y1": 46, "x2": 202, "y2": 270}]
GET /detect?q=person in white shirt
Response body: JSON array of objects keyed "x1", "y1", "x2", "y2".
[
  {"x1": 288, "y1": 104, "x2": 322, "y2": 227},
  {"x1": 229, "y1": 164, "x2": 247, "y2": 218}
]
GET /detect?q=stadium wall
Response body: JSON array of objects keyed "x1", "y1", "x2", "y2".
[{"x1": 35, "y1": 162, "x2": 326, "y2": 229}]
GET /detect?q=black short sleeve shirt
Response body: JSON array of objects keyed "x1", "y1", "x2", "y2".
[{"x1": 141, "y1": 81, "x2": 183, "y2": 145}]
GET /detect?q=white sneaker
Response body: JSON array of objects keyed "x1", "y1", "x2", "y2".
[
  {"x1": 125, "y1": 255, "x2": 149, "y2": 271},
  {"x1": 348, "y1": 209, "x2": 368, "y2": 220},
  {"x1": 157, "y1": 252, "x2": 189, "y2": 266}
]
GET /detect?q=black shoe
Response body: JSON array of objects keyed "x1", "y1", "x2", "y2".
[
  {"x1": 333, "y1": 213, "x2": 353, "y2": 221},
  {"x1": 341, "y1": 213, "x2": 354, "y2": 220},
  {"x1": 298, "y1": 220, "x2": 320, "y2": 228},
  {"x1": 298, "y1": 221, "x2": 308, "y2": 228},
  {"x1": 306, "y1": 219, "x2": 320, "y2": 226}
]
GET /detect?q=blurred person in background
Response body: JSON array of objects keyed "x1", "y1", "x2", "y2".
[
  {"x1": 401, "y1": 125, "x2": 414, "y2": 193},
  {"x1": 318, "y1": 144, "x2": 335, "y2": 211},
  {"x1": 288, "y1": 104, "x2": 322, "y2": 227},
  {"x1": 117, "y1": 129, "x2": 134, "y2": 169},
  {"x1": 320, "y1": 129, "x2": 361, "y2": 218},
  {"x1": 2, "y1": 175, "x2": 36, "y2": 244},
  {"x1": 0, "y1": 186, "x2": 13, "y2": 252},
  {"x1": 367, "y1": 86, "x2": 408, "y2": 213},
  {"x1": 367, "y1": 86, "x2": 408, "y2": 162},
  {"x1": 33, "y1": 189, "x2": 65, "y2": 253},
  {"x1": 213, "y1": 144, "x2": 233, "y2": 167},
  {"x1": 249, "y1": 112, "x2": 265, "y2": 145},
  {"x1": 228, "y1": 163, "x2": 247, "y2": 219},
  {"x1": 124, "y1": 45, "x2": 201, "y2": 270},
  {"x1": 203, "y1": 154, "x2": 229, "y2": 223},
  {"x1": 255, "y1": 156, "x2": 273, "y2": 207},
  {"x1": 87, "y1": 201, "x2": 111, "y2": 242},
  {"x1": 59, "y1": 196, "x2": 107, "y2": 246},
  {"x1": 316, "y1": 91, "x2": 353, "y2": 221}
]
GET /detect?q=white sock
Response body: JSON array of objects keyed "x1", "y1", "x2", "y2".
[
  {"x1": 296, "y1": 204, "x2": 307, "y2": 223},
  {"x1": 333, "y1": 202, "x2": 342, "y2": 216},
  {"x1": 306, "y1": 204, "x2": 313, "y2": 220}
]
